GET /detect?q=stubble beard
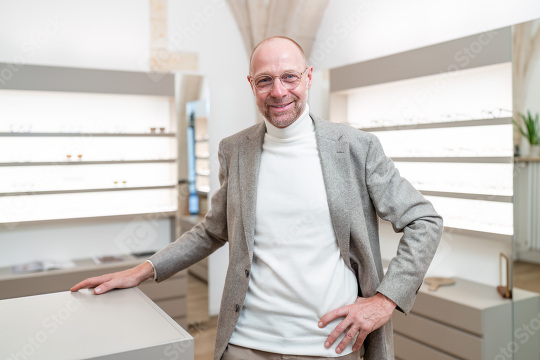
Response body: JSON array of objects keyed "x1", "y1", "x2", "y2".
[{"x1": 259, "y1": 97, "x2": 306, "y2": 128}]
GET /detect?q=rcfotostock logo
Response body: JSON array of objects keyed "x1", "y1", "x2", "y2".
[{"x1": 113, "y1": 217, "x2": 159, "y2": 254}]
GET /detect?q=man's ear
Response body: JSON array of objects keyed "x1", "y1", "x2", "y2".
[
  {"x1": 306, "y1": 66, "x2": 314, "y2": 90},
  {"x1": 247, "y1": 75, "x2": 255, "y2": 94}
]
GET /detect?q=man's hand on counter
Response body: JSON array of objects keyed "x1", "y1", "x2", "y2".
[{"x1": 70, "y1": 261, "x2": 154, "y2": 295}]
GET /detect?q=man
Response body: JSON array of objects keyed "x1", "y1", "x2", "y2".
[{"x1": 72, "y1": 36, "x2": 443, "y2": 360}]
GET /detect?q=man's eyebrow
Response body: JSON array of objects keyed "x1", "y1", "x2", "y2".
[{"x1": 252, "y1": 69, "x2": 300, "y2": 77}]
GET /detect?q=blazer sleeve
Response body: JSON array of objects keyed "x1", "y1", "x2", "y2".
[
  {"x1": 365, "y1": 134, "x2": 443, "y2": 314},
  {"x1": 148, "y1": 140, "x2": 230, "y2": 282}
]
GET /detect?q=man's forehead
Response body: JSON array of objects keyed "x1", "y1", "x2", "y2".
[{"x1": 250, "y1": 38, "x2": 305, "y2": 74}]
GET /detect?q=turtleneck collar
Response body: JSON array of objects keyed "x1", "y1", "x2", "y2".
[{"x1": 263, "y1": 104, "x2": 313, "y2": 141}]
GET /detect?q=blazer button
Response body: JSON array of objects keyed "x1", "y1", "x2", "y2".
[
  {"x1": 235, "y1": 304, "x2": 240, "y2": 312},
  {"x1": 245, "y1": 269, "x2": 250, "y2": 277}
]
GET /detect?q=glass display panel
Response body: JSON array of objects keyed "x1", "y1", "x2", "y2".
[
  {"x1": 425, "y1": 195, "x2": 513, "y2": 235},
  {"x1": 0, "y1": 137, "x2": 176, "y2": 162},
  {"x1": 346, "y1": 63, "x2": 511, "y2": 128},
  {"x1": 0, "y1": 188, "x2": 177, "y2": 224},
  {"x1": 373, "y1": 125, "x2": 512, "y2": 158},
  {"x1": 394, "y1": 162, "x2": 512, "y2": 196},
  {"x1": 0, "y1": 90, "x2": 172, "y2": 134},
  {"x1": 0, "y1": 163, "x2": 176, "y2": 193}
]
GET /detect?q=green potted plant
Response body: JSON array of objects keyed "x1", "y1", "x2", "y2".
[{"x1": 513, "y1": 111, "x2": 540, "y2": 157}]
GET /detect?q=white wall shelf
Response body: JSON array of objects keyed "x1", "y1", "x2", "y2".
[
  {"x1": 0, "y1": 184, "x2": 176, "y2": 197},
  {"x1": 0, "y1": 159, "x2": 176, "y2": 166},
  {"x1": 418, "y1": 190, "x2": 512, "y2": 203},
  {"x1": 1, "y1": 209, "x2": 177, "y2": 226},
  {"x1": 358, "y1": 117, "x2": 511, "y2": 132},
  {"x1": 390, "y1": 156, "x2": 512, "y2": 163},
  {"x1": 0, "y1": 132, "x2": 176, "y2": 137},
  {"x1": 380, "y1": 219, "x2": 512, "y2": 244}
]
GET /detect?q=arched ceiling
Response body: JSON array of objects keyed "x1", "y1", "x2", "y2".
[{"x1": 226, "y1": 0, "x2": 330, "y2": 59}]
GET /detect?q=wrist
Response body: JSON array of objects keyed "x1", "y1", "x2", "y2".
[
  {"x1": 137, "y1": 261, "x2": 155, "y2": 282},
  {"x1": 376, "y1": 292, "x2": 397, "y2": 311}
]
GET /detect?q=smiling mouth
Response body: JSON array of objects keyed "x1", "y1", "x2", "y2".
[{"x1": 269, "y1": 102, "x2": 292, "y2": 109}]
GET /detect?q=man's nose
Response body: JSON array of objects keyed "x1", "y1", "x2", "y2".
[{"x1": 269, "y1": 78, "x2": 287, "y2": 97}]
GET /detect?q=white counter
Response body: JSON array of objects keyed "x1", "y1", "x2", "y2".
[{"x1": 0, "y1": 288, "x2": 193, "y2": 360}]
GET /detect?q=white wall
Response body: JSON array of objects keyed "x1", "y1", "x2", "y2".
[
  {"x1": 311, "y1": 0, "x2": 540, "y2": 70},
  {"x1": 0, "y1": 0, "x2": 150, "y2": 71},
  {"x1": 0, "y1": 0, "x2": 256, "y2": 315}
]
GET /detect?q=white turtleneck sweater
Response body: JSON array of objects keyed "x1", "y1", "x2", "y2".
[{"x1": 228, "y1": 106, "x2": 358, "y2": 356}]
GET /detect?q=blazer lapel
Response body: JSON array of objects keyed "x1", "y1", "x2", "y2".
[
  {"x1": 238, "y1": 122, "x2": 266, "y2": 262},
  {"x1": 312, "y1": 115, "x2": 352, "y2": 268}
]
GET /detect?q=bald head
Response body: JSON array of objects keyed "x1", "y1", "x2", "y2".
[
  {"x1": 249, "y1": 36, "x2": 307, "y2": 75},
  {"x1": 247, "y1": 36, "x2": 312, "y2": 128}
]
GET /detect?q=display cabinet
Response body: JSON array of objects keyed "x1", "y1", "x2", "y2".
[
  {"x1": 0, "y1": 86, "x2": 178, "y2": 224},
  {"x1": 330, "y1": 26, "x2": 516, "y2": 360},
  {"x1": 0, "y1": 64, "x2": 186, "y2": 323},
  {"x1": 330, "y1": 27, "x2": 513, "y2": 241}
]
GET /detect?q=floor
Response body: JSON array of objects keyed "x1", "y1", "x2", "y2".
[
  {"x1": 513, "y1": 260, "x2": 540, "y2": 293},
  {"x1": 187, "y1": 274, "x2": 218, "y2": 360}
]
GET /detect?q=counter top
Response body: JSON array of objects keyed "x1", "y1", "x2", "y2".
[{"x1": 0, "y1": 288, "x2": 193, "y2": 360}]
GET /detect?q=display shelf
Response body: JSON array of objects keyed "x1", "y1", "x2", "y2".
[
  {"x1": 358, "y1": 117, "x2": 511, "y2": 132},
  {"x1": 0, "y1": 184, "x2": 176, "y2": 197},
  {"x1": 418, "y1": 190, "x2": 512, "y2": 203},
  {"x1": 0, "y1": 66, "x2": 178, "y2": 225},
  {"x1": 0, "y1": 159, "x2": 176, "y2": 167},
  {"x1": 330, "y1": 28, "x2": 513, "y2": 238},
  {"x1": 0, "y1": 209, "x2": 177, "y2": 226},
  {"x1": 391, "y1": 156, "x2": 512, "y2": 163},
  {"x1": 380, "y1": 219, "x2": 512, "y2": 243},
  {"x1": 0, "y1": 132, "x2": 176, "y2": 137}
]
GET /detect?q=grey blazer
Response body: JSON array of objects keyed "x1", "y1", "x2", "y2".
[{"x1": 149, "y1": 114, "x2": 443, "y2": 360}]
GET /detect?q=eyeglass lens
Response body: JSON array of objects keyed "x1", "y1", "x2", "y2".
[{"x1": 254, "y1": 72, "x2": 302, "y2": 92}]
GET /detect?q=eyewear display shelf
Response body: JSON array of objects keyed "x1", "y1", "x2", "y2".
[
  {"x1": 330, "y1": 28, "x2": 516, "y2": 359},
  {"x1": 0, "y1": 64, "x2": 186, "y2": 327},
  {"x1": 0, "y1": 63, "x2": 179, "y2": 225},
  {"x1": 330, "y1": 27, "x2": 513, "y2": 241},
  {"x1": 0, "y1": 288, "x2": 193, "y2": 360},
  {"x1": 0, "y1": 255, "x2": 188, "y2": 328}
]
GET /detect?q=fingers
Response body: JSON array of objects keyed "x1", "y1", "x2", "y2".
[
  {"x1": 336, "y1": 323, "x2": 362, "y2": 354},
  {"x1": 352, "y1": 328, "x2": 370, "y2": 352},
  {"x1": 70, "y1": 274, "x2": 112, "y2": 293},
  {"x1": 319, "y1": 306, "x2": 348, "y2": 329},
  {"x1": 322, "y1": 317, "x2": 352, "y2": 352},
  {"x1": 70, "y1": 266, "x2": 149, "y2": 295}
]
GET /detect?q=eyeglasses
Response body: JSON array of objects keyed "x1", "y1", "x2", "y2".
[{"x1": 250, "y1": 67, "x2": 308, "y2": 93}]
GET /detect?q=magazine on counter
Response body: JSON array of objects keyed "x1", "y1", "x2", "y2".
[
  {"x1": 11, "y1": 259, "x2": 76, "y2": 274},
  {"x1": 92, "y1": 254, "x2": 126, "y2": 265}
]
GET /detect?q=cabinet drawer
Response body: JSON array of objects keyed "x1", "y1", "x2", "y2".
[
  {"x1": 412, "y1": 288, "x2": 482, "y2": 336},
  {"x1": 393, "y1": 312, "x2": 482, "y2": 360},
  {"x1": 394, "y1": 333, "x2": 459, "y2": 360},
  {"x1": 155, "y1": 296, "x2": 187, "y2": 319}
]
